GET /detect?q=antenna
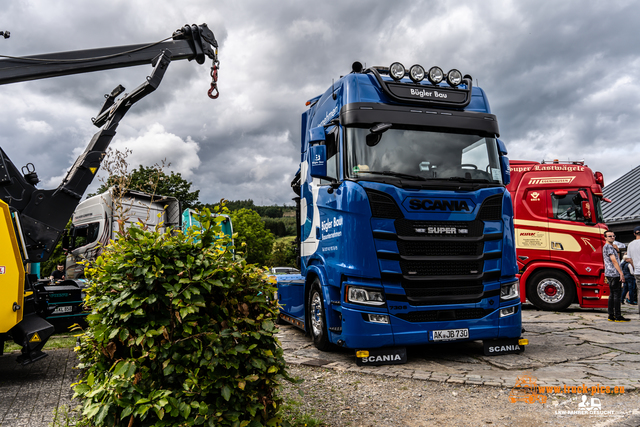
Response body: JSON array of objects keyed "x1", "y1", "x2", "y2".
[{"x1": 332, "y1": 78, "x2": 336, "y2": 100}]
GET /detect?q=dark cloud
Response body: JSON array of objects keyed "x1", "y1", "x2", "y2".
[{"x1": 2, "y1": 0, "x2": 639, "y2": 206}]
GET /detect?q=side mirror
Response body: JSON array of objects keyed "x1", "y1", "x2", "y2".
[
  {"x1": 582, "y1": 201, "x2": 591, "y2": 220},
  {"x1": 309, "y1": 126, "x2": 326, "y2": 144},
  {"x1": 309, "y1": 145, "x2": 328, "y2": 179},
  {"x1": 61, "y1": 235, "x2": 70, "y2": 251},
  {"x1": 496, "y1": 139, "x2": 508, "y2": 156},
  {"x1": 500, "y1": 156, "x2": 510, "y2": 185},
  {"x1": 366, "y1": 122, "x2": 392, "y2": 147}
]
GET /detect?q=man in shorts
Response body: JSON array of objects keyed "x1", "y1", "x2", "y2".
[{"x1": 603, "y1": 230, "x2": 629, "y2": 322}]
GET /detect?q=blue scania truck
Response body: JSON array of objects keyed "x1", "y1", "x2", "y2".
[{"x1": 276, "y1": 61, "x2": 524, "y2": 365}]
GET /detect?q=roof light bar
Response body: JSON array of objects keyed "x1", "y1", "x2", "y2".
[
  {"x1": 427, "y1": 66, "x2": 444, "y2": 85},
  {"x1": 446, "y1": 69, "x2": 463, "y2": 87},
  {"x1": 385, "y1": 62, "x2": 465, "y2": 87},
  {"x1": 389, "y1": 62, "x2": 406, "y2": 80},
  {"x1": 409, "y1": 64, "x2": 425, "y2": 83}
]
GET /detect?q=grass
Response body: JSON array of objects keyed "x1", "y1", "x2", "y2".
[
  {"x1": 49, "y1": 405, "x2": 88, "y2": 427},
  {"x1": 280, "y1": 398, "x2": 326, "y2": 426},
  {"x1": 276, "y1": 235, "x2": 296, "y2": 245},
  {"x1": 3, "y1": 333, "x2": 77, "y2": 354}
]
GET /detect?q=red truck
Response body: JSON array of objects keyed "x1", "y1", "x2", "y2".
[{"x1": 507, "y1": 160, "x2": 609, "y2": 311}]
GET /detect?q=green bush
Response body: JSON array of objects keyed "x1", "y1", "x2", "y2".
[{"x1": 73, "y1": 208, "x2": 292, "y2": 426}]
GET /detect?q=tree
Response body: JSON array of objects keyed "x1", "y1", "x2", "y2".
[
  {"x1": 267, "y1": 239, "x2": 297, "y2": 267},
  {"x1": 40, "y1": 220, "x2": 71, "y2": 279},
  {"x1": 93, "y1": 165, "x2": 201, "y2": 210},
  {"x1": 230, "y1": 208, "x2": 275, "y2": 265}
]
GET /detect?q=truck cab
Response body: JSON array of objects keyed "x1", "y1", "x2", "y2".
[
  {"x1": 507, "y1": 160, "x2": 609, "y2": 310},
  {"x1": 277, "y1": 62, "x2": 524, "y2": 363},
  {"x1": 65, "y1": 188, "x2": 181, "y2": 279}
]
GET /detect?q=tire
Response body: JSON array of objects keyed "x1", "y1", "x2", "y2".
[
  {"x1": 526, "y1": 270, "x2": 576, "y2": 311},
  {"x1": 307, "y1": 280, "x2": 332, "y2": 351}
]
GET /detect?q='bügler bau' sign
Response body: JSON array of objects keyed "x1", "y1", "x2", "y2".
[{"x1": 387, "y1": 84, "x2": 467, "y2": 104}]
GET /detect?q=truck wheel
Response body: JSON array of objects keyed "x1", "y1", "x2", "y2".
[
  {"x1": 526, "y1": 270, "x2": 575, "y2": 311},
  {"x1": 308, "y1": 280, "x2": 331, "y2": 351}
]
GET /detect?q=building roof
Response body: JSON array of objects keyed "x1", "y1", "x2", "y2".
[{"x1": 602, "y1": 165, "x2": 640, "y2": 223}]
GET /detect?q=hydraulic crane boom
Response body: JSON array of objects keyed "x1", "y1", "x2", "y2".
[
  {"x1": 0, "y1": 23, "x2": 219, "y2": 364},
  {"x1": 0, "y1": 24, "x2": 217, "y2": 85},
  {"x1": 0, "y1": 23, "x2": 219, "y2": 263}
]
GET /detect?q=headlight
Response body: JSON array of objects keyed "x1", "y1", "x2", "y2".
[
  {"x1": 409, "y1": 64, "x2": 425, "y2": 83},
  {"x1": 500, "y1": 281, "x2": 519, "y2": 301},
  {"x1": 347, "y1": 286, "x2": 385, "y2": 306},
  {"x1": 500, "y1": 306, "x2": 517, "y2": 317},
  {"x1": 427, "y1": 66, "x2": 444, "y2": 84},
  {"x1": 389, "y1": 62, "x2": 406, "y2": 80},
  {"x1": 447, "y1": 69, "x2": 463, "y2": 87}
]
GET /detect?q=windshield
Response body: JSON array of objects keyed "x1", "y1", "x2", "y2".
[
  {"x1": 345, "y1": 127, "x2": 502, "y2": 183},
  {"x1": 69, "y1": 222, "x2": 100, "y2": 250}
]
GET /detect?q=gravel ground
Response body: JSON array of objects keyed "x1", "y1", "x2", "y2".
[{"x1": 279, "y1": 364, "x2": 640, "y2": 427}]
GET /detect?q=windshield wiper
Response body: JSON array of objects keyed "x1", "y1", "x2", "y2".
[
  {"x1": 358, "y1": 171, "x2": 427, "y2": 181},
  {"x1": 447, "y1": 177, "x2": 493, "y2": 183}
]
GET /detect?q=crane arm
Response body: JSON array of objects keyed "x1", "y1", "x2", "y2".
[
  {"x1": 0, "y1": 24, "x2": 219, "y2": 263},
  {"x1": 0, "y1": 24, "x2": 217, "y2": 85}
]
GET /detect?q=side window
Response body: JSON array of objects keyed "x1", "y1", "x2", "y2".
[
  {"x1": 552, "y1": 191, "x2": 585, "y2": 222},
  {"x1": 320, "y1": 127, "x2": 339, "y2": 185}
]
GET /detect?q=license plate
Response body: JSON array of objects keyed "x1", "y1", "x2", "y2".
[
  {"x1": 52, "y1": 305, "x2": 73, "y2": 314},
  {"x1": 432, "y1": 328, "x2": 469, "y2": 342}
]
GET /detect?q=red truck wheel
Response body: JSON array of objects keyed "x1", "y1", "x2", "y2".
[{"x1": 526, "y1": 270, "x2": 575, "y2": 311}]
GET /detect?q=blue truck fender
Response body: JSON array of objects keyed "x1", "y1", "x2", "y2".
[{"x1": 303, "y1": 264, "x2": 336, "y2": 333}]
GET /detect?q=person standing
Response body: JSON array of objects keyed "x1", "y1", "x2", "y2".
[
  {"x1": 603, "y1": 231, "x2": 629, "y2": 322},
  {"x1": 621, "y1": 255, "x2": 637, "y2": 305},
  {"x1": 626, "y1": 226, "x2": 640, "y2": 310}
]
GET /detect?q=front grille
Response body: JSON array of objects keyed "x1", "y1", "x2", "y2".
[
  {"x1": 366, "y1": 190, "x2": 403, "y2": 219},
  {"x1": 394, "y1": 219, "x2": 484, "y2": 237},
  {"x1": 397, "y1": 240, "x2": 481, "y2": 257},
  {"x1": 395, "y1": 308, "x2": 494, "y2": 323},
  {"x1": 477, "y1": 194, "x2": 502, "y2": 221},
  {"x1": 404, "y1": 285, "x2": 484, "y2": 298},
  {"x1": 400, "y1": 260, "x2": 482, "y2": 276}
]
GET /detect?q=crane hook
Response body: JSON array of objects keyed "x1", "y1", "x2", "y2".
[{"x1": 208, "y1": 61, "x2": 219, "y2": 99}]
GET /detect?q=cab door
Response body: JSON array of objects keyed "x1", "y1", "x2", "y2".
[
  {"x1": 514, "y1": 188, "x2": 550, "y2": 268},
  {"x1": 548, "y1": 189, "x2": 602, "y2": 278}
]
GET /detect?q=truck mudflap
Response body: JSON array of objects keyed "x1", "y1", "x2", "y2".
[
  {"x1": 483, "y1": 337, "x2": 528, "y2": 356},
  {"x1": 355, "y1": 347, "x2": 407, "y2": 366}
]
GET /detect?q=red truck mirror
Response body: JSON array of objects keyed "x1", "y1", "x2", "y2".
[{"x1": 581, "y1": 201, "x2": 591, "y2": 220}]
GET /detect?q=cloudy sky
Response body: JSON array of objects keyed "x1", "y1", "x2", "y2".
[{"x1": 1, "y1": 1, "x2": 639, "y2": 206}]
